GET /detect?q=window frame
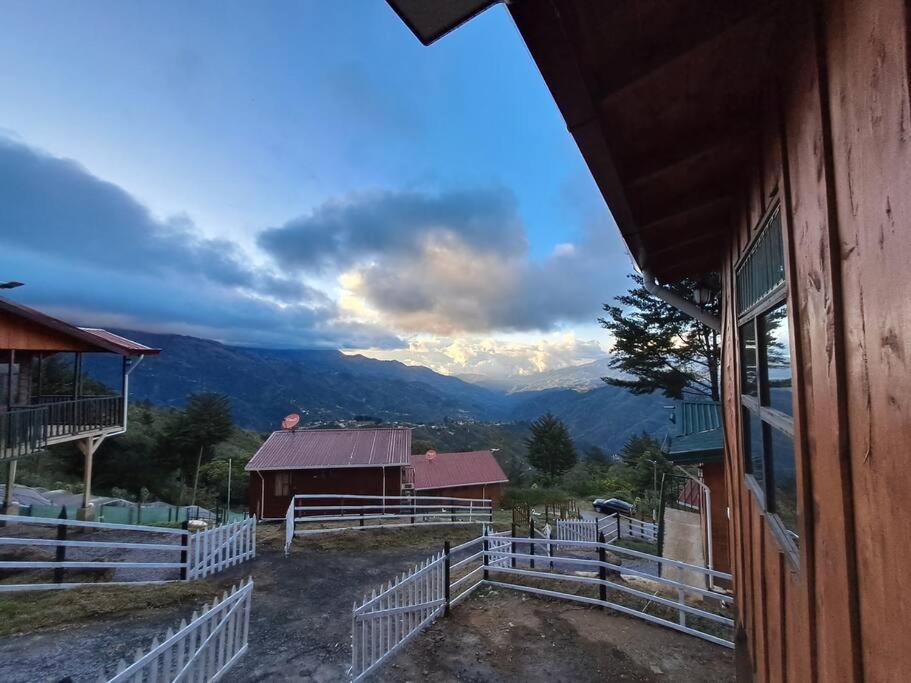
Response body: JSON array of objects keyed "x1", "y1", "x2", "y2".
[
  {"x1": 273, "y1": 471, "x2": 291, "y2": 498},
  {"x1": 735, "y1": 204, "x2": 800, "y2": 563}
]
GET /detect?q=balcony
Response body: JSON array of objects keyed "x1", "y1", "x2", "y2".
[{"x1": 0, "y1": 395, "x2": 124, "y2": 461}]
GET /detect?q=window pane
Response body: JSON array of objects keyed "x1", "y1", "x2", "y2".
[
  {"x1": 740, "y1": 322, "x2": 758, "y2": 397},
  {"x1": 769, "y1": 426, "x2": 799, "y2": 545},
  {"x1": 760, "y1": 302, "x2": 793, "y2": 416},
  {"x1": 743, "y1": 407, "x2": 765, "y2": 488}
]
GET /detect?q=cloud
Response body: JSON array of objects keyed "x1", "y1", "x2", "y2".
[
  {"x1": 261, "y1": 188, "x2": 626, "y2": 335},
  {"x1": 0, "y1": 137, "x2": 401, "y2": 349},
  {"x1": 349, "y1": 333, "x2": 610, "y2": 378}
]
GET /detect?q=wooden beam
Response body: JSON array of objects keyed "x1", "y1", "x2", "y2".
[
  {"x1": 597, "y1": 9, "x2": 767, "y2": 106},
  {"x1": 627, "y1": 137, "x2": 749, "y2": 190},
  {"x1": 639, "y1": 197, "x2": 734, "y2": 235}
]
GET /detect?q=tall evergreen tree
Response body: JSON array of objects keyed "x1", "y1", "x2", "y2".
[
  {"x1": 525, "y1": 413, "x2": 577, "y2": 484},
  {"x1": 599, "y1": 273, "x2": 720, "y2": 400},
  {"x1": 171, "y1": 393, "x2": 234, "y2": 505}
]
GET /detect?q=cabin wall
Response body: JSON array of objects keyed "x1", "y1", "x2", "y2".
[
  {"x1": 721, "y1": 0, "x2": 911, "y2": 679},
  {"x1": 248, "y1": 466, "x2": 402, "y2": 519},
  {"x1": 701, "y1": 461, "x2": 730, "y2": 575}
]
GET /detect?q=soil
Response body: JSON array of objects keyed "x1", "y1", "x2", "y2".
[{"x1": 0, "y1": 524, "x2": 733, "y2": 682}]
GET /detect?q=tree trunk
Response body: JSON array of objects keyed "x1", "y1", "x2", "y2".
[{"x1": 190, "y1": 445, "x2": 204, "y2": 506}]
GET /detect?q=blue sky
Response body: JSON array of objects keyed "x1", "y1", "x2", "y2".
[{"x1": 0, "y1": 1, "x2": 633, "y2": 377}]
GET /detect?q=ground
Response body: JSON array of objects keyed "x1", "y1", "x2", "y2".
[{"x1": 0, "y1": 524, "x2": 733, "y2": 682}]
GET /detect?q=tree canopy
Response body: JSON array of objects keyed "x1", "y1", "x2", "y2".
[
  {"x1": 599, "y1": 273, "x2": 721, "y2": 401},
  {"x1": 525, "y1": 413, "x2": 577, "y2": 484}
]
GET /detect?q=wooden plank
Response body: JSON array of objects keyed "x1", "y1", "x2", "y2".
[{"x1": 822, "y1": 0, "x2": 911, "y2": 677}]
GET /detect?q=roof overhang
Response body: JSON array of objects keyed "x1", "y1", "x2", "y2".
[
  {"x1": 386, "y1": 0, "x2": 501, "y2": 45},
  {"x1": 0, "y1": 296, "x2": 160, "y2": 356}
]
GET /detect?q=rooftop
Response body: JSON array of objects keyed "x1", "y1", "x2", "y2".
[
  {"x1": 410, "y1": 450, "x2": 508, "y2": 491},
  {"x1": 664, "y1": 401, "x2": 724, "y2": 464},
  {"x1": 244, "y1": 427, "x2": 413, "y2": 471}
]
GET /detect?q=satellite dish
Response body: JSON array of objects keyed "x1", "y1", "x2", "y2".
[
  {"x1": 281, "y1": 413, "x2": 300, "y2": 431},
  {"x1": 425, "y1": 449, "x2": 437, "y2": 461}
]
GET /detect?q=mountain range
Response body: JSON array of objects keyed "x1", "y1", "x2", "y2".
[{"x1": 93, "y1": 330, "x2": 673, "y2": 453}]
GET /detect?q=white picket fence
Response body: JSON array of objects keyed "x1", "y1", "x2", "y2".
[
  {"x1": 555, "y1": 519, "x2": 599, "y2": 542},
  {"x1": 188, "y1": 517, "x2": 256, "y2": 579},
  {"x1": 350, "y1": 552, "x2": 447, "y2": 682},
  {"x1": 100, "y1": 578, "x2": 253, "y2": 682},
  {"x1": 0, "y1": 513, "x2": 256, "y2": 591}
]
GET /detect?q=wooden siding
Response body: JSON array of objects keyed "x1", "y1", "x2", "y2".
[
  {"x1": 414, "y1": 483, "x2": 504, "y2": 508},
  {"x1": 702, "y1": 461, "x2": 731, "y2": 575},
  {"x1": 249, "y1": 467, "x2": 402, "y2": 519},
  {"x1": 0, "y1": 311, "x2": 100, "y2": 352},
  {"x1": 721, "y1": 1, "x2": 911, "y2": 679}
]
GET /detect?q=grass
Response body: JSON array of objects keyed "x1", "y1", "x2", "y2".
[
  {"x1": 0, "y1": 579, "x2": 240, "y2": 637},
  {"x1": 611, "y1": 538, "x2": 659, "y2": 555}
]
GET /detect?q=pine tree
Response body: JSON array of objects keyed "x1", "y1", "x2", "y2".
[
  {"x1": 525, "y1": 413, "x2": 577, "y2": 484},
  {"x1": 599, "y1": 273, "x2": 720, "y2": 400}
]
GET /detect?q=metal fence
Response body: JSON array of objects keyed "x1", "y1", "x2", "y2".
[
  {"x1": 0, "y1": 513, "x2": 256, "y2": 591},
  {"x1": 99, "y1": 578, "x2": 253, "y2": 682},
  {"x1": 617, "y1": 515, "x2": 658, "y2": 542}
]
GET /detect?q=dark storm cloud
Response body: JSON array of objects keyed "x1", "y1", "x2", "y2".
[
  {"x1": 0, "y1": 137, "x2": 400, "y2": 349},
  {"x1": 257, "y1": 188, "x2": 526, "y2": 273}
]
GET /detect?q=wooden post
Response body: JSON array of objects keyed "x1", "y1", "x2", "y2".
[
  {"x1": 359, "y1": 511, "x2": 364, "y2": 527},
  {"x1": 2, "y1": 460, "x2": 17, "y2": 515},
  {"x1": 482, "y1": 527, "x2": 489, "y2": 581},
  {"x1": 180, "y1": 521, "x2": 189, "y2": 580},
  {"x1": 598, "y1": 532, "x2": 607, "y2": 608},
  {"x1": 54, "y1": 507, "x2": 67, "y2": 584},
  {"x1": 528, "y1": 520, "x2": 535, "y2": 570},
  {"x1": 548, "y1": 527, "x2": 554, "y2": 569},
  {"x1": 444, "y1": 540, "x2": 451, "y2": 616},
  {"x1": 510, "y1": 524, "x2": 516, "y2": 568}
]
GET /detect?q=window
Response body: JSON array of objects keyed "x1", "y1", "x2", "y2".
[
  {"x1": 274, "y1": 472, "x2": 291, "y2": 498},
  {"x1": 736, "y1": 207, "x2": 799, "y2": 554}
]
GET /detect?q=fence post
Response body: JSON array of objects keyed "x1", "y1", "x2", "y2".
[
  {"x1": 180, "y1": 520, "x2": 189, "y2": 580},
  {"x1": 548, "y1": 526, "x2": 554, "y2": 569},
  {"x1": 598, "y1": 532, "x2": 607, "y2": 608},
  {"x1": 54, "y1": 507, "x2": 67, "y2": 584},
  {"x1": 510, "y1": 524, "x2": 516, "y2": 569},
  {"x1": 444, "y1": 540, "x2": 451, "y2": 616},
  {"x1": 483, "y1": 527, "x2": 489, "y2": 581},
  {"x1": 411, "y1": 498, "x2": 416, "y2": 525},
  {"x1": 359, "y1": 511, "x2": 364, "y2": 527},
  {"x1": 528, "y1": 520, "x2": 535, "y2": 570}
]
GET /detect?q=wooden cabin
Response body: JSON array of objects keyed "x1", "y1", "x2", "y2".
[
  {"x1": 410, "y1": 450, "x2": 508, "y2": 506},
  {"x1": 0, "y1": 295, "x2": 159, "y2": 518},
  {"x1": 390, "y1": 0, "x2": 911, "y2": 679}
]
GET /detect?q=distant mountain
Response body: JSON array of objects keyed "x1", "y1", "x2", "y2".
[
  {"x1": 462, "y1": 357, "x2": 626, "y2": 394},
  {"x1": 87, "y1": 330, "x2": 672, "y2": 452},
  {"x1": 90, "y1": 331, "x2": 510, "y2": 430}
]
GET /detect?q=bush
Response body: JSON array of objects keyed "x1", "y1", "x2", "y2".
[{"x1": 500, "y1": 486, "x2": 572, "y2": 509}]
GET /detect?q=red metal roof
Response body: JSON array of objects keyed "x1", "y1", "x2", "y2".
[
  {"x1": 79, "y1": 328, "x2": 161, "y2": 356},
  {"x1": 244, "y1": 428, "x2": 412, "y2": 471},
  {"x1": 410, "y1": 450, "x2": 508, "y2": 491}
]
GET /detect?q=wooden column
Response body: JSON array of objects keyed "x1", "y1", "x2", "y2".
[
  {"x1": 2, "y1": 459, "x2": 17, "y2": 514},
  {"x1": 77, "y1": 436, "x2": 103, "y2": 521}
]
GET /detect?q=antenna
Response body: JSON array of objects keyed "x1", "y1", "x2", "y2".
[{"x1": 281, "y1": 413, "x2": 300, "y2": 431}]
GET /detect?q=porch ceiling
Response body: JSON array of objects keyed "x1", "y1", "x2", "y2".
[{"x1": 509, "y1": 0, "x2": 781, "y2": 281}]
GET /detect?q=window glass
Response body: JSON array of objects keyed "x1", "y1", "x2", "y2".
[
  {"x1": 743, "y1": 408, "x2": 765, "y2": 488},
  {"x1": 274, "y1": 472, "x2": 291, "y2": 497},
  {"x1": 740, "y1": 322, "x2": 758, "y2": 397},
  {"x1": 769, "y1": 427, "x2": 799, "y2": 544},
  {"x1": 760, "y1": 302, "x2": 793, "y2": 416}
]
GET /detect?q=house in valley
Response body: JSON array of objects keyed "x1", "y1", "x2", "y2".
[
  {"x1": 390, "y1": 0, "x2": 911, "y2": 678},
  {"x1": 1, "y1": 295, "x2": 159, "y2": 519},
  {"x1": 245, "y1": 427, "x2": 509, "y2": 518}
]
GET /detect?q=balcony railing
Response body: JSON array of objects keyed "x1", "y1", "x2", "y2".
[{"x1": 1, "y1": 395, "x2": 124, "y2": 461}]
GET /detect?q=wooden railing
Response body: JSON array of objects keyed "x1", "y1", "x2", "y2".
[
  {"x1": 0, "y1": 395, "x2": 123, "y2": 460},
  {"x1": 0, "y1": 405, "x2": 49, "y2": 460}
]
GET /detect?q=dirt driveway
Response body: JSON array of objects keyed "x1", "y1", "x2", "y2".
[{"x1": 0, "y1": 525, "x2": 733, "y2": 682}]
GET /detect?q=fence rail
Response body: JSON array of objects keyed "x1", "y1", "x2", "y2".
[
  {"x1": 349, "y1": 527, "x2": 734, "y2": 681},
  {"x1": 0, "y1": 513, "x2": 255, "y2": 591},
  {"x1": 99, "y1": 578, "x2": 253, "y2": 683},
  {"x1": 286, "y1": 494, "x2": 493, "y2": 553},
  {"x1": 0, "y1": 405, "x2": 49, "y2": 461}
]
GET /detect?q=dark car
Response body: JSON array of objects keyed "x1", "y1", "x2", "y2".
[{"x1": 592, "y1": 498, "x2": 634, "y2": 515}]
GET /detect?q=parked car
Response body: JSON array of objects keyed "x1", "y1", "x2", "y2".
[{"x1": 592, "y1": 498, "x2": 634, "y2": 515}]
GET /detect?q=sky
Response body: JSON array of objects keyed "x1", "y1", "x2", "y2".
[{"x1": 0, "y1": 1, "x2": 634, "y2": 378}]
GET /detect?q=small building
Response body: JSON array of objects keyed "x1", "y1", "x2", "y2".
[
  {"x1": 661, "y1": 401, "x2": 730, "y2": 581},
  {"x1": 411, "y1": 450, "x2": 508, "y2": 506},
  {"x1": 245, "y1": 427, "x2": 412, "y2": 519},
  {"x1": 245, "y1": 428, "x2": 510, "y2": 518},
  {"x1": 1, "y1": 295, "x2": 159, "y2": 518}
]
